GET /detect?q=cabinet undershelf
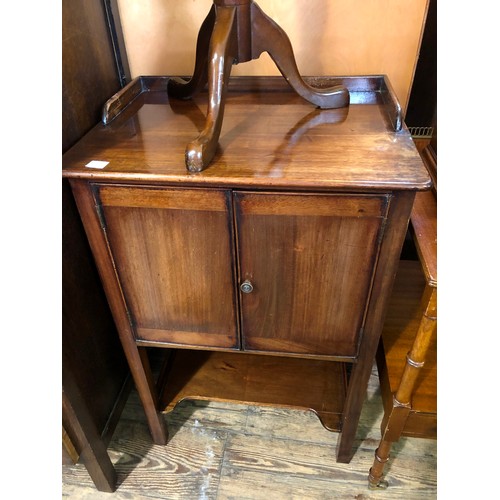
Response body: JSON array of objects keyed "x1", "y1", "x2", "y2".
[
  {"x1": 158, "y1": 350, "x2": 348, "y2": 432},
  {"x1": 376, "y1": 260, "x2": 437, "y2": 439}
]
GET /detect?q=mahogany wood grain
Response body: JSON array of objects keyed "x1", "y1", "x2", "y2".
[
  {"x1": 97, "y1": 185, "x2": 238, "y2": 348},
  {"x1": 104, "y1": 75, "x2": 402, "y2": 127},
  {"x1": 62, "y1": 83, "x2": 430, "y2": 192},
  {"x1": 98, "y1": 185, "x2": 228, "y2": 210},
  {"x1": 70, "y1": 180, "x2": 168, "y2": 446},
  {"x1": 159, "y1": 350, "x2": 347, "y2": 432},
  {"x1": 62, "y1": 182, "x2": 129, "y2": 441},
  {"x1": 410, "y1": 190, "x2": 437, "y2": 287},
  {"x1": 336, "y1": 191, "x2": 415, "y2": 463},
  {"x1": 235, "y1": 191, "x2": 388, "y2": 358},
  {"x1": 234, "y1": 192, "x2": 387, "y2": 217},
  {"x1": 64, "y1": 78, "x2": 431, "y2": 468}
]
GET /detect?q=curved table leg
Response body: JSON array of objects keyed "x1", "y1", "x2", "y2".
[
  {"x1": 185, "y1": 6, "x2": 237, "y2": 172},
  {"x1": 175, "y1": 0, "x2": 349, "y2": 171},
  {"x1": 167, "y1": 5, "x2": 216, "y2": 99},
  {"x1": 251, "y1": 2, "x2": 349, "y2": 109}
]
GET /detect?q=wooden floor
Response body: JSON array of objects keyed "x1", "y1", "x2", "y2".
[{"x1": 62, "y1": 362, "x2": 437, "y2": 499}]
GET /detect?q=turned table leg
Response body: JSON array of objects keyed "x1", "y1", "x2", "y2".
[{"x1": 368, "y1": 285, "x2": 437, "y2": 489}]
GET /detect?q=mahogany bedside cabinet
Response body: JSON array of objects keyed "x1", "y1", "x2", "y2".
[{"x1": 62, "y1": 75, "x2": 431, "y2": 464}]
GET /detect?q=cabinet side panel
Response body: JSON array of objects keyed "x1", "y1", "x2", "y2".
[
  {"x1": 98, "y1": 186, "x2": 238, "y2": 348},
  {"x1": 235, "y1": 192, "x2": 388, "y2": 357}
]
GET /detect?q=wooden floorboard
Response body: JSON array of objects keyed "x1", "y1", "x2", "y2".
[{"x1": 62, "y1": 363, "x2": 437, "y2": 498}]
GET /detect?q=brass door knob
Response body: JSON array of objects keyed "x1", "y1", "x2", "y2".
[{"x1": 240, "y1": 280, "x2": 254, "y2": 294}]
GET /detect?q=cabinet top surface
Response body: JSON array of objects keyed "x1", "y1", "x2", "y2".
[{"x1": 62, "y1": 77, "x2": 431, "y2": 191}]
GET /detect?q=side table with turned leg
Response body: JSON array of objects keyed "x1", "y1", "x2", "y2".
[{"x1": 368, "y1": 139, "x2": 437, "y2": 488}]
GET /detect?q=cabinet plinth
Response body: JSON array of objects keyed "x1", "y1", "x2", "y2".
[{"x1": 63, "y1": 76, "x2": 431, "y2": 464}]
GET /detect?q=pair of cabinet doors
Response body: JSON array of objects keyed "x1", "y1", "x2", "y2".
[{"x1": 95, "y1": 184, "x2": 389, "y2": 360}]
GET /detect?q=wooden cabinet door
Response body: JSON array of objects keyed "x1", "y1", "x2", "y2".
[
  {"x1": 234, "y1": 192, "x2": 389, "y2": 358},
  {"x1": 96, "y1": 185, "x2": 239, "y2": 349}
]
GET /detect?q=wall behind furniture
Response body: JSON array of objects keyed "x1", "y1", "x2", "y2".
[{"x1": 116, "y1": 0, "x2": 428, "y2": 112}]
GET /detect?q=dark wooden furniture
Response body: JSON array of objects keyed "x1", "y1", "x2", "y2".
[
  {"x1": 163, "y1": 0, "x2": 348, "y2": 171},
  {"x1": 62, "y1": 0, "x2": 130, "y2": 492},
  {"x1": 63, "y1": 75, "x2": 430, "y2": 466},
  {"x1": 368, "y1": 137, "x2": 437, "y2": 488}
]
